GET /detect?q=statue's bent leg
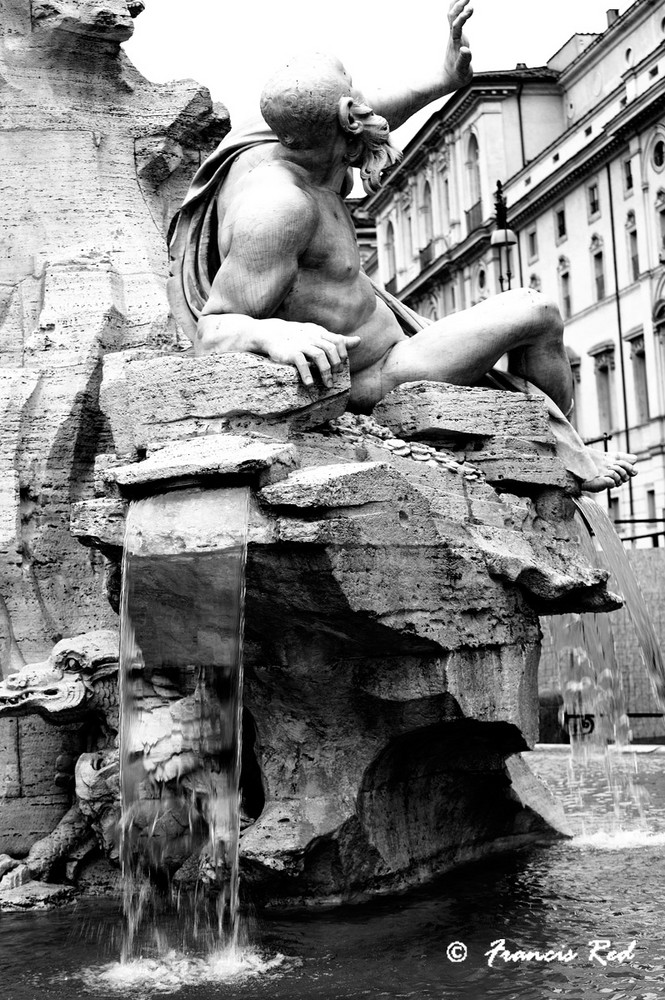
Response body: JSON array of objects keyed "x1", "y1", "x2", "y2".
[
  {"x1": 377, "y1": 289, "x2": 572, "y2": 412},
  {"x1": 350, "y1": 289, "x2": 635, "y2": 489}
]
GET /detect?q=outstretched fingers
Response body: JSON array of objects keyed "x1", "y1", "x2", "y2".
[{"x1": 448, "y1": 0, "x2": 474, "y2": 37}]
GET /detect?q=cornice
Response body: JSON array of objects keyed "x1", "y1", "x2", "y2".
[
  {"x1": 362, "y1": 69, "x2": 561, "y2": 215},
  {"x1": 509, "y1": 78, "x2": 665, "y2": 229}
]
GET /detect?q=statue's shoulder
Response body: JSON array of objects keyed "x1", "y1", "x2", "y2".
[{"x1": 224, "y1": 154, "x2": 318, "y2": 227}]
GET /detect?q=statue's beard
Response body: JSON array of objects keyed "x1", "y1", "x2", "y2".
[{"x1": 346, "y1": 110, "x2": 402, "y2": 194}]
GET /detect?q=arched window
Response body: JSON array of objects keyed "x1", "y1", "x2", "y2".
[
  {"x1": 385, "y1": 221, "x2": 396, "y2": 280},
  {"x1": 421, "y1": 181, "x2": 434, "y2": 247},
  {"x1": 466, "y1": 134, "x2": 481, "y2": 206}
]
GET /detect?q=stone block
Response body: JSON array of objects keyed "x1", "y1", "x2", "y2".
[
  {"x1": 259, "y1": 461, "x2": 415, "y2": 509},
  {"x1": 373, "y1": 381, "x2": 555, "y2": 444},
  {"x1": 105, "y1": 434, "x2": 299, "y2": 496},
  {"x1": 100, "y1": 350, "x2": 350, "y2": 457},
  {"x1": 70, "y1": 498, "x2": 128, "y2": 550}
]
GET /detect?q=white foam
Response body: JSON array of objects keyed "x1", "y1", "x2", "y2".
[
  {"x1": 571, "y1": 830, "x2": 665, "y2": 851},
  {"x1": 80, "y1": 947, "x2": 290, "y2": 994}
]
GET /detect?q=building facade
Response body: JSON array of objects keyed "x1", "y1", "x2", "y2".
[{"x1": 363, "y1": 0, "x2": 665, "y2": 546}]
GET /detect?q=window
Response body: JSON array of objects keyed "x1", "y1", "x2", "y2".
[
  {"x1": 555, "y1": 206, "x2": 567, "y2": 242},
  {"x1": 628, "y1": 333, "x2": 650, "y2": 423},
  {"x1": 561, "y1": 271, "x2": 572, "y2": 318},
  {"x1": 421, "y1": 181, "x2": 434, "y2": 249},
  {"x1": 623, "y1": 157, "x2": 634, "y2": 193},
  {"x1": 588, "y1": 181, "x2": 600, "y2": 218},
  {"x1": 385, "y1": 221, "x2": 396, "y2": 280},
  {"x1": 527, "y1": 227, "x2": 538, "y2": 262},
  {"x1": 466, "y1": 134, "x2": 481, "y2": 208},
  {"x1": 443, "y1": 177, "x2": 451, "y2": 226},
  {"x1": 558, "y1": 256, "x2": 572, "y2": 318},
  {"x1": 626, "y1": 211, "x2": 639, "y2": 281},
  {"x1": 591, "y1": 345, "x2": 617, "y2": 430},
  {"x1": 590, "y1": 235, "x2": 605, "y2": 300},
  {"x1": 629, "y1": 229, "x2": 639, "y2": 280},
  {"x1": 654, "y1": 139, "x2": 665, "y2": 171},
  {"x1": 657, "y1": 190, "x2": 665, "y2": 261},
  {"x1": 655, "y1": 301, "x2": 665, "y2": 371},
  {"x1": 594, "y1": 252, "x2": 605, "y2": 300}
]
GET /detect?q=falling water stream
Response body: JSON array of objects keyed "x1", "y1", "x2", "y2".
[
  {"x1": 543, "y1": 496, "x2": 665, "y2": 837},
  {"x1": 117, "y1": 485, "x2": 250, "y2": 973},
  {"x1": 5, "y1": 496, "x2": 665, "y2": 997}
]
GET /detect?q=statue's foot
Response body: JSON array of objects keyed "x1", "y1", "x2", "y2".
[{"x1": 581, "y1": 449, "x2": 638, "y2": 492}]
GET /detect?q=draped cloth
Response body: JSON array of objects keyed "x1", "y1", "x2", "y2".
[
  {"x1": 167, "y1": 121, "x2": 598, "y2": 483},
  {"x1": 167, "y1": 118, "x2": 277, "y2": 342}
]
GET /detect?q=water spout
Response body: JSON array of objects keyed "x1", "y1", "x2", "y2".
[{"x1": 118, "y1": 486, "x2": 249, "y2": 961}]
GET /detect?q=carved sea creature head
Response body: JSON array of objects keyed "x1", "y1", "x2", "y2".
[
  {"x1": 31, "y1": 0, "x2": 141, "y2": 41},
  {"x1": 0, "y1": 629, "x2": 119, "y2": 722},
  {"x1": 260, "y1": 52, "x2": 401, "y2": 193}
]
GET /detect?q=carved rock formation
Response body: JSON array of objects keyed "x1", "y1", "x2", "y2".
[
  {"x1": 65, "y1": 351, "x2": 615, "y2": 905},
  {"x1": 0, "y1": 0, "x2": 229, "y2": 852}
]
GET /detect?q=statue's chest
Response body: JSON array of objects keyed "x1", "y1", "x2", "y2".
[{"x1": 306, "y1": 198, "x2": 360, "y2": 280}]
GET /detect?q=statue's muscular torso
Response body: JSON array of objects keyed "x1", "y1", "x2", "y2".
[{"x1": 201, "y1": 144, "x2": 407, "y2": 374}]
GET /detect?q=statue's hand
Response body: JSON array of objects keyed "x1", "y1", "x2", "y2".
[
  {"x1": 262, "y1": 320, "x2": 360, "y2": 389},
  {"x1": 444, "y1": 0, "x2": 474, "y2": 91}
]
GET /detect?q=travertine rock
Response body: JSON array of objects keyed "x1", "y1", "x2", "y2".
[
  {"x1": 100, "y1": 351, "x2": 350, "y2": 457},
  {"x1": 374, "y1": 381, "x2": 574, "y2": 490},
  {"x1": 374, "y1": 381, "x2": 554, "y2": 440},
  {"x1": 0, "y1": 0, "x2": 230, "y2": 849},
  {"x1": 71, "y1": 391, "x2": 617, "y2": 903}
]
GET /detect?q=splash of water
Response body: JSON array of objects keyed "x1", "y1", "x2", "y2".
[
  {"x1": 119, "y1": 485, "x2": 249, "y2": 962},
  {"x1": 81, "y1": 948, "x2": 290, "y2": 995}
]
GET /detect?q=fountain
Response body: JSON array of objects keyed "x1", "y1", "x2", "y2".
[{"x1": 1, "y1": 2, "x2": 665, "y2": 996}]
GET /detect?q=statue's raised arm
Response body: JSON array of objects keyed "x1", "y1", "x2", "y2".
[{"x1": 363, "y1": 0, "x2": 474, "y2": 129}]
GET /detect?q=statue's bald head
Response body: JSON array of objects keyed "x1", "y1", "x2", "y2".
[{"x1": 260, "y1": 53, "x2": 353, "y2": 150}]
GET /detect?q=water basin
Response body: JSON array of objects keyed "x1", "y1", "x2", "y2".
[{"x1": 2, "y1": 749, "x2": 665, "y2": 999}]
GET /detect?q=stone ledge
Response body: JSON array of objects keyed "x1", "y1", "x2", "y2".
[
  {"x1": 373, "y1": 381, "x2": 555, "y2": 443},
  {"x1": 100, "y1": 350, "x2": 350, "y2": 457},
  {"x1": 259, "y1": 461, "x2": 414, "y2": 509},
  {"x1": 103, "y1": 435, "x2": 300, "y2": 497}
]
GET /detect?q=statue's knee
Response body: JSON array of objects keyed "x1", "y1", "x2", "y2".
[{"x1": 519, "y1": 290, "x2": 563, "y2": 342}]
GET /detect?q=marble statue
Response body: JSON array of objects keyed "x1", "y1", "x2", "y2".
[{"x1": 168, "y1": 0, "x2": 637, "y2": 494}]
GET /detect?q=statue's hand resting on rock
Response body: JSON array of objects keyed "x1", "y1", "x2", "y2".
[{"x1": 173, "y1": 0, "x2": 637, "y2": 495}]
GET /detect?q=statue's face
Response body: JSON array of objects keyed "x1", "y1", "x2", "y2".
[{"x1": 31, "y1": 0, "x2": 139, "y2": 41}]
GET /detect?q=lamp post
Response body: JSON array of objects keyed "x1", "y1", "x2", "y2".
[{"x1": 491, "y1": 180, "x2": 517, "y2": 291}]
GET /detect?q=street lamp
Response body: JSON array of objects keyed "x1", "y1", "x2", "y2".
[{"x1": 490, "y1": 180, "x2": 517, "y2": 291}]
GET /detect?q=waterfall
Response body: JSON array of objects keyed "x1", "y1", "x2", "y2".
[
  {"x1": 118, "y1": 486, "x2": 249, "y2": 961},
  {"x1": 541, "y1": 497, "x2": 664, "y2": 835},
  {"x1": 574, "y1": 496, "x2": 665, "y2": 708}
]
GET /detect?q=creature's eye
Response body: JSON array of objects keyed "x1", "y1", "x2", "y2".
[{"x1": 66, "y1": 657, "x2": 79, "y2": 669}]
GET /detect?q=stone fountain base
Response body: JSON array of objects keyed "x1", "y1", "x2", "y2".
[{"x1": 63, "y1": 348, "x2": 617, "y2": 905}]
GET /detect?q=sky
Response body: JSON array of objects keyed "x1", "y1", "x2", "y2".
[{"x1": 124, "y1": 0, "x2": 635, "y2": 143}]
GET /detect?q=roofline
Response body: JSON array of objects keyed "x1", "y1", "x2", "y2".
[
  {"x1": 555, "y1": 0, "x2": 656, "y2": 83},
  {"x1": 363, "y1": 69, "x2": 561, "y2": 213}
]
